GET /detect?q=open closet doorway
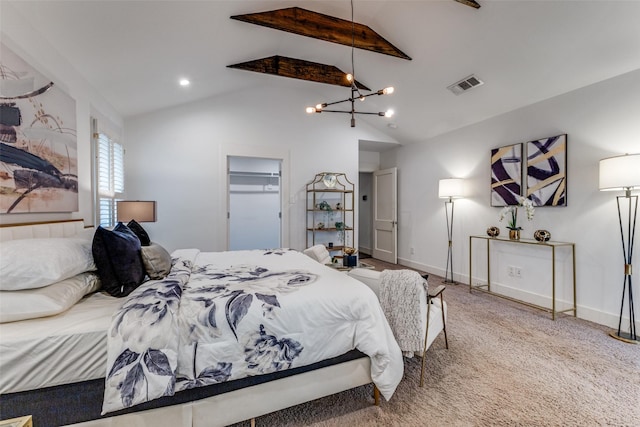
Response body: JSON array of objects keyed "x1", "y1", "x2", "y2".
[
  {"x1": 228, "y1": 156, "x2": 281, "y2": 250},
  {"x1": 359, "y1": 172, "x2": 374, "y2": 258}
]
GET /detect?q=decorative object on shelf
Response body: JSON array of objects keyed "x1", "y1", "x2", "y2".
[
  {"x1": 305, "y1": 0, "x2": 395, "y2": 127},
  {"x1": 526, "y1": 134, "x2": 567, "y2": 206},
  {"x1": 343, "y1": 246, "x2": 357, "y2": 256},
  {"x1": 342, "y1": 246, "x2": 358, "y2": 267},
  {"x1": 335, "y1": 221, "x2": 345, "y2": 244},
  {"x1": 318, "y1": 201, "x2": 332, "y2": 211},
  {"x1": 599, "y1": 153, "x2": 640, "y2": 344},
  {"x1": 491, "y1": 143, "x2": 522, "y2": 206},
  {"x1": 343, "y1": 255, "x2": 358, "y2": 267},
  {"x1": 486, "y1": 226, "x2": 500, "y2": 238},
  {"x1": 316, "y1": 222, "x2": 325, "y2": 229},
  {"x1": 328, "y1": 242, "x2": 333, "y2": 248},
  {"x1": 318, "y1": 200, "x2": 334, "y2": 224},
  {"x1": 499, "y1": 195, "x2": 534, "y2": 240},
  {"x1": 335, "y1": 202, "x2": 342, "y2": 210},
  {"x1": 439, "y1": 178, "x2": 465, "y2": 283},
  {"x1": 534, "y1": 229, "x2": 551, "y2": 242},
  {"x1": 322, "y1": 173, "x2": 337, "y2": 188},
  {"x1": 508, "y1": 229, "x2": 521, "y2": 240}
]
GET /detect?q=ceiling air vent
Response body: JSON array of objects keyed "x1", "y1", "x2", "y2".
[{"x1": 447, "y1": 74, "x2": 484, "y2": 95}]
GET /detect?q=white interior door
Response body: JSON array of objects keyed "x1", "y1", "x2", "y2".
[{"x1": 372, "y1": 167, "x2": 397, "y2": 263}]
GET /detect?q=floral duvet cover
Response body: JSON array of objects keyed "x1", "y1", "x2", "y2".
[{"x1": 102, "y1": 249, "x2": 403, "y2": 414}]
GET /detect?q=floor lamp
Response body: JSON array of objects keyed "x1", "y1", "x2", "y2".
[
  {"x1": 439, "y1": 178, "x2": 465, "y2": 284},
  {"x1": 599, "y1": 153, "x2": 640, "y2": 344}
]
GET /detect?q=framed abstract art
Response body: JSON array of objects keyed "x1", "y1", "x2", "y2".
[
  {"x1": 491, "y1": 143, "x2": 522, "y2": 206},
  {"x1": 0, "y1": 42, "x2": 78, "y2": 214},
  {"x1": 526, "y1": 134, "x2": 567, "y2": 206}
]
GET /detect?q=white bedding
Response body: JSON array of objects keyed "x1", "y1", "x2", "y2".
[
  {"x1": 102, "y1": 249, "x2": 404, "y2": 414},
  {"x1": 0, "y1": 291, "x2": 121, "y2": 394},
  {"x1": 0, "y1": 224, "x2": 403, "y2": 425}
]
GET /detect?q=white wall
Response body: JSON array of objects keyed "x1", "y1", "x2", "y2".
[
  {"x1": 382, "y1": 69, "x2": 640, "y2": 330},
  {"x1": 0, "y1": 2, "x2": 122, "y2": 226},
  {"x1": 358, "y1": 150, "x2": 380, "y2": 173},
  {"x1": 124, "y1": 81, "x2": 396, "y2": 253}
]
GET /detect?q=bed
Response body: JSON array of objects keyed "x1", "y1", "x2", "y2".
[{"x1": 0, "y1": 220, "x2": 403, "y2": 427}]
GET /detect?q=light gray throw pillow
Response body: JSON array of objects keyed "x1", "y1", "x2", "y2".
[{"x1": 140, "y1": 242, "x2": 172, "y2": 280}]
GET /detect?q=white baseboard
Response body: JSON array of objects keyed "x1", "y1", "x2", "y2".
[
  {"x1": 396, "y1": 257, "x2": 447, "y2": 281},
  {"x1": 397, "y1": 258, "x2": 639, "y2": 333}
]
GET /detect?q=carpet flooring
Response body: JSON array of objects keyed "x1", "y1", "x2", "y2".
[{"x1": 232, "y1": 260, "x2": 640, "y2": 426}]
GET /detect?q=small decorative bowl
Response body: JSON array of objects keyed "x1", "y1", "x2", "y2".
[
  {"x1": 534, "y1": 229, "x2": 551, "y2": 242},
  {"x1": 486, "y1": 226, "x2": 500, "y2": 238},
  {"x1": 343, "y1": 247, "x2": 357, "y2": 255}
]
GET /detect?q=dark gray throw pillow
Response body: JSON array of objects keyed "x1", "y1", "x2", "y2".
[
  {"x1": 127, "y1": 219, "x2": 151, "y2": 246},
  {"x1": 92, "y1": 223, "x2": 145, "y2": 297}
]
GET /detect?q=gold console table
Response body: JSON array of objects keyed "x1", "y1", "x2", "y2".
[{"x1": 469, "y1": 235, "x2": 576, "y2": 320}]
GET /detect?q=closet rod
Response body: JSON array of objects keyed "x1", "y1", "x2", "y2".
[{"x1": 228, "y1": 171, "x2": 280, "y2": 178}]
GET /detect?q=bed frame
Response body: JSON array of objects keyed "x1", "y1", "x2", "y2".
[{"x1": 0, "y1": 220, "x2": 376, "y2": 427}]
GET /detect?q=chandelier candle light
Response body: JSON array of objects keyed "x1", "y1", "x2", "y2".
[
  {"x1": 305, "y1": 0, "x2": 395, "y2": 127},
  {"x1": 499, "y1": 196, "x2": 535, "y2": 240}
]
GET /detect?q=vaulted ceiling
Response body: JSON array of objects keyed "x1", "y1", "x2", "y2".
[{"x1": 3, "y1": 1, "x2": 640, "y2": 145}]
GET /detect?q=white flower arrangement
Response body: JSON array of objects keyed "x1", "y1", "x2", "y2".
[{"x1": 499, "y1": 196, "x2": 535, "y2": 230}]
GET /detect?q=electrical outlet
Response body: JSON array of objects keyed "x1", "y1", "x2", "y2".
[
  {"x1": 515, "y1": 267, "x2": 522, "y2": 278},
  {"x1": 410, "y1": 247, "x2": 415, "y2": 255},
  {"x1": 508, "y1": 266, "x2": 514, "y2": 277}
]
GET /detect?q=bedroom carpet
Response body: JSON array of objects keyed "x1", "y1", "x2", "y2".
[{"x1": 232, "y1": 261, "x2": 640, "y2": 427}]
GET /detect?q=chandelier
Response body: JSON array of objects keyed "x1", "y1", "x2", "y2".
[{"x1": 305, "y1": 0, "x2": 395, "y2": 127}]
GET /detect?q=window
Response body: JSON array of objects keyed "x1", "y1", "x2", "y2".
[{"x1": 96, "y1": 132, "x2": 124, "y2": 226}]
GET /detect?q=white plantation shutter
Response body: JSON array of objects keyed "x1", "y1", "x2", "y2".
[{"x1": 97, "y1": 132, "x2": 124, "y2": 226}]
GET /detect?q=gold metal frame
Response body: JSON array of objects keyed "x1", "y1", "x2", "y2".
[
  {"x1": 469, "y1": 235, "x2": 577, "y2": 320},
  {"x1": 419, "y1": 285, "x2": 449, "y2": 387}
]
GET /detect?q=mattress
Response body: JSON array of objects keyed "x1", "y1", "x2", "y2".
[{"x1": 0, "y1": 291, "x2": 121, "y2": 394}]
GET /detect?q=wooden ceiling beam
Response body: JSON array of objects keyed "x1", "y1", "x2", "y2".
[
  {"x1": 231, "y1": 7, "x2": 411, "y2": 61},
  {"x1": 227, "y1": 56, "x2": 371, "y2": 90},
  {"x1": 455, "y1": 0, "x2": 481, "y2": 9}
]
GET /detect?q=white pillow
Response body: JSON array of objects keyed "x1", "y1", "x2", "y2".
[
  {"x1": 0, "y1": 237, "x2": 96, "y2": 290},
  {"x1": 0, "y1": 272, "x2": 101, "y2": 323},
  {"x1": 73, "y1": 227, "x2": 97, "y2": 241},
  {"x1": 303, "y1": 245, "x2": 332, "y2": 265}
]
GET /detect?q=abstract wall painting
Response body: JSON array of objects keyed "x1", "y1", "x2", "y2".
[
  {"x1": 491, "y1": 143, "x2": 522, "y2": 206},
  {"x1": 0, "y1": 42, "x2": 78, "y2": 213},
  {"x1": 526, "y1": 134, "x2": 567, "y2": 207}
]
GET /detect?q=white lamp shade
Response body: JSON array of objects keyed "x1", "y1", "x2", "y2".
[
  {"x1": 117, "y1": 201, "x2": 157, "y2": 222},
  {"x1": 599, "y1": 154, "x2": 640, "y2": 191},
  {"x1": 439, "y1": 178, "x2": 465, "y2": 199}
]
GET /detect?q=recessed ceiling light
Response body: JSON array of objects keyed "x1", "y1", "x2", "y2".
[{"x1": 179, "y1": 78, "x2": 190, "y2": 87}]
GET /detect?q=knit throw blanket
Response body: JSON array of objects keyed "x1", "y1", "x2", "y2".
[{"x1": 379, "y1": 270, "x2": 427, "y2": 357}]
